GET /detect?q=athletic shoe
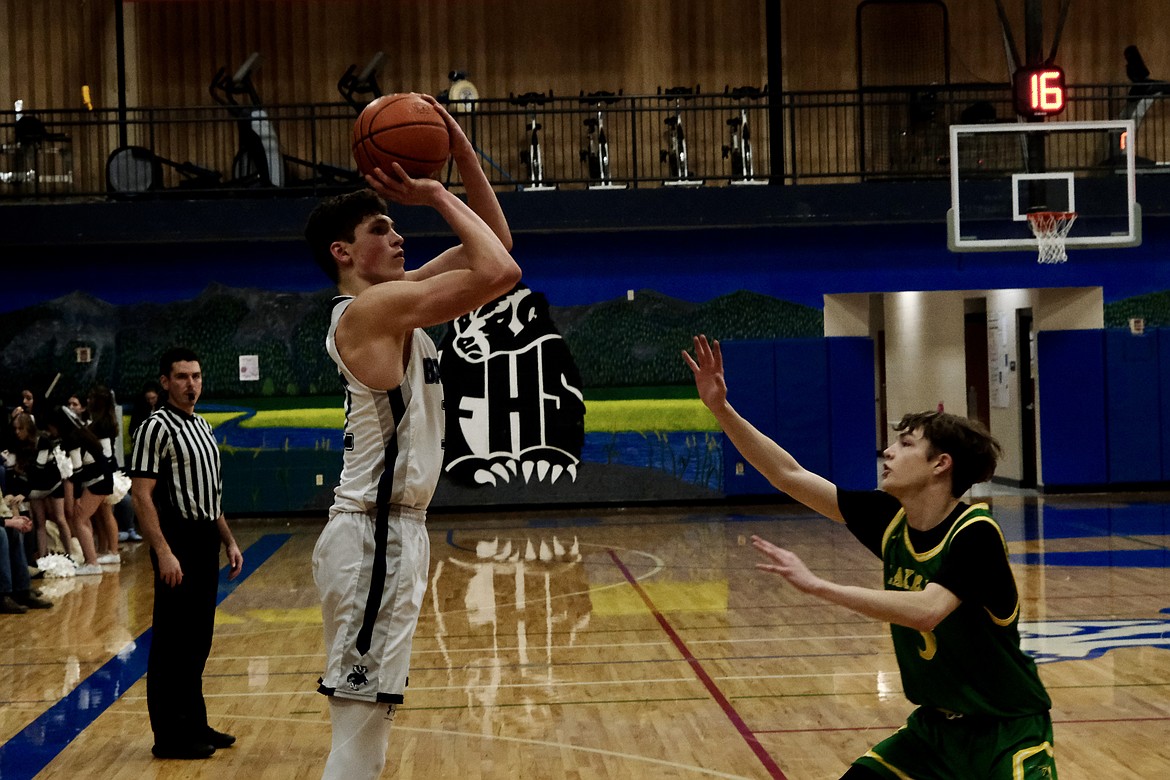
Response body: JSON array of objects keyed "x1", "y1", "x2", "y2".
[
  {"x1": 117, "y1": 531, "x2": 129, "y2": 542},
  {"x1": 96, "y1": 553, "x2": 121, "y2": 565},
  {"x1": 74, "y1": 564, "x2": 103, "y2": 576},
  {"x1": 127, "y1": 529, "x2": 144, "y2": 542}
]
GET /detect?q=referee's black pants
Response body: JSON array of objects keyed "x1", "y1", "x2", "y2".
[{"x1": 147, "y1": 520, "x2": 222, "y2": 746}]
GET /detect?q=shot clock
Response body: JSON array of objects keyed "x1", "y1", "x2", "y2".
[{"x1": 1013, "y1": 65, "x2": 1067, "y2": 117}]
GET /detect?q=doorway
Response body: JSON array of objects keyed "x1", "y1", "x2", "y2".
[
  {"x1": 964, "y1": 310, "x2": 991, "y2": 430},
  {"x1": 1017, "y1": 309, "x2": 1037, "y2": 487}
]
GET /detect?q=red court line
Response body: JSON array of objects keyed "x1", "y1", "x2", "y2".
[{"x1": 608, "y1": 549, "x2": 788, "y2": 780}]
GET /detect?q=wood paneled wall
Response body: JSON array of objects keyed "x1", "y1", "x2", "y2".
[
  {"x1": 0, "y1": 0, "x2": 115, "y2": 111},
  {"x1": 122, "y1": 0, "x2": 771, "y2": 108},
  {"x1": 2, "y1": 1, "x2": 1168, "y2": 113}
]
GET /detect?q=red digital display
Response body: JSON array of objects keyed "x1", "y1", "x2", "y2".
[{"x1": 1013, "y1": 66, "x2": 1067, "y2": 117}]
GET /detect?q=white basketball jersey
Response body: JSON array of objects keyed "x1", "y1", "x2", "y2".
[{"x1": 326, "y1": 296, "x2": 445, "y2": 514}]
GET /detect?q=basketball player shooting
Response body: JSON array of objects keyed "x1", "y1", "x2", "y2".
[{"x1": 303, "y1": 94, "x2": 521, "y2": 780}]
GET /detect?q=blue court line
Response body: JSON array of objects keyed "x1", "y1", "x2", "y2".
[{"x1": 0, "y1": 533, "x2": 292, "y2": 780}]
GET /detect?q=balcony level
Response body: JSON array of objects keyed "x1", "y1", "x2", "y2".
[{"x1": 4, "y1": 83, "x2": 1170, "y2": 245}]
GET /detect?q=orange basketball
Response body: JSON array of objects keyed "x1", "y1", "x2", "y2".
[{"x1": 352, "y1": 93, "x2": 450, "y2": 179}]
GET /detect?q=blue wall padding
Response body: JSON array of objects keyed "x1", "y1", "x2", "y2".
[
  {"x1": 1105, "y1": 329, "x2": 1163, "y2": 483},
  {"x1": 721, "y1": 338, "x2": 875, "y2": 497},
  {"x1": 720, "y1": 340, "x2": 780, "y2": 495},
  {"x1": 1038, "y1": 330, "x2": 1107, "y2": 486},
  {"x1": 1161, "y1": 329, "x2": 1170, "y2": 481},
  {"x1": 828, "y1": 337, "x2": 878, "y2": 490},
  {"x1": 774, "y1": 340, "x2": 832, "y2": 484}
]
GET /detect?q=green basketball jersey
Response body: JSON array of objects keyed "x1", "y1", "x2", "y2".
[{"x1": 881, "y1": 503, "x2": 1052, "y2": 717}]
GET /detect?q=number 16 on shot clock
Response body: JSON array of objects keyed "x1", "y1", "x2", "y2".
[{"x1": 1014, "y1": 65, "x2": 1066, "y2": 117}]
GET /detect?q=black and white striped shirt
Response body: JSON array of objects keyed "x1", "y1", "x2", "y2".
[{"x1": 129, "y1": 403, "x2": 222, "y2": 522}]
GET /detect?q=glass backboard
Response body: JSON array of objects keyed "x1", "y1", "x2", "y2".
[{"x1": 947, "y1": 119, "x2": 1139, "y2": 252}]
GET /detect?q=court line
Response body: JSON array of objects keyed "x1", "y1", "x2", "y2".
[
  {"x1": 81, "y1": 674, "x2": 1170, "y2": 702},
  {"x1": 148, "y1": 710, "x2": 758, "y2": 780},
  {"x1": 0, "y1": 533, "x2": 291, "y2": 780},
  {"x1": 608, "y1": 547, "x2": 789, "y2": 780}
]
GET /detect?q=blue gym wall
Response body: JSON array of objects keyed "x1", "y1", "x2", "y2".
[
  {"x1": 8, "y1": 217, "x2": 1170, "y2": 313},
  {"x1": 5, "y1": 210, "x2": 1170, "y2": 512}
]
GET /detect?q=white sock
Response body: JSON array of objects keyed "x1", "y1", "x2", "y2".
[{"x1": 321, "y1": 698, "x2": 395, "y2": 780}]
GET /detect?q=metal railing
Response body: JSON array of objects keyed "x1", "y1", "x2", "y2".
[{"x1": 1, "y1": 83, "x2": 1165, "y2": 201}]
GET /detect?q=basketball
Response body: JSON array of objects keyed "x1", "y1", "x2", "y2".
[{"x1": 352, "y1": 93, "x2": 450, "y2": 179}]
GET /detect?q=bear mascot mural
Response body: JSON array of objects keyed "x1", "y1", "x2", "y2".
[{"x1": 438, "y1": 283, "x2": 586, "y2": 487}]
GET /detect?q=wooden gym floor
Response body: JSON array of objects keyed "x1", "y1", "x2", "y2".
[{"x1": 1, "y1": 489, "x2": 1168, "y2": 778}]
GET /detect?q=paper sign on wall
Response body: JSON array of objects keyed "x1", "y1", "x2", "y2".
[
  {"x1": 987, "y1": 313, "x2": 1010, "y2": 408},
  {"x1": 239, "y1": 354, "x2": 260, "y2": 382}
]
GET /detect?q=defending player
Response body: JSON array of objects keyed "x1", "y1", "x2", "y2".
[
  {"x1": 683, "y1": 334, "x2": 1057, "y2": 779},
  {"x1": 304, "y1": 95, "x2": 520, "y2": 779}
]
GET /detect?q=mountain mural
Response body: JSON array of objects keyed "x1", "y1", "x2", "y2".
[
  {"x1": 0, "y1": 285, "x2": 823, "y2": 402},
  {"x1": 1104, "y1": 290, "x2": 1170, "y2": 328}
]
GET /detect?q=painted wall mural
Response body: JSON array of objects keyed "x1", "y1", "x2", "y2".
[
  {"x1": 0, "y1": 278, "x2": 823, "y2": 512},
  {"x1": 439, "y1": 284, "x2": 586, "y2": 488},
  {"x1": 5, "y1": 218, "x2": 1170, "y2": 512}
]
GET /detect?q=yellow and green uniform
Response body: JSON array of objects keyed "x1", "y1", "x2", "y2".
[{"x1": 839, "y1": 490, "x2": 1057, "y2": 780}]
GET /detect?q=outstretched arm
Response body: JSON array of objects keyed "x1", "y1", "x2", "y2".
[
  {"x1": 436, "y1": 96, "x2": 512, "y2": 252},
  {"x1": 684, "y1": 335, "x2": 843, "y2": 522},
  {"x1": 751, "y1": 535, "x2": 960, "y2": 632}
]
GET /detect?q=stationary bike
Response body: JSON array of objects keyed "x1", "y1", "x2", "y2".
[
  {"x1": 722, "y1": 84, "x2": 768, "y2": 185},
  {"x1": 579, "y1": 90, "x2": 626, "y2": 189},
  {"x1": 509, "y1": 91, "x2": 556, "y2": 191},
  {"x1": 659, "y1": 85, "x2": 703, "y2": 186}
]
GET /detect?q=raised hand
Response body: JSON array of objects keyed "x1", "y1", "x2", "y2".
[
  {"x1": 419, "y1": 94, "x2": 475, "y2": 160},
  {"x1": 682, "y1": 334, "x2": 728, "y2": 410},
  {"x1": 364, "y1": 162, "x2": 444, "y2": 206}
]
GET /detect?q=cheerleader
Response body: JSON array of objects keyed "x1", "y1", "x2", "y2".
[
  {"x1": 10, "y1": 413, "x2": 73, "y2": 560},
  {"x1": 81, "y1": 387, "x2": 123, "y2": 565},
  {"x1": 40, "y1": 405, "x2": 110, "y2": 576}
]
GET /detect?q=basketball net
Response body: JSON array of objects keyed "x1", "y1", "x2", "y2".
[{"x1": 1027, "y1": 211, "x2": 1078, "y2": 264}]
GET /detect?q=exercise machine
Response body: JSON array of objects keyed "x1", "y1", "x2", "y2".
[
  {"x1": 105, "y1": 144, "x2": 222, "y2": 196},
  {"x1": 436, "y1": 70, "x2": 512, "y2": 186},
  {"x1": 2, "y1": 105, "x2": 74, "y2": 191},
  {"x1": 509, "y1": 91, "x2": 556, "y2": 191},
  {"x1": 209, "y1": 52, "x2": 280, "y2": 186},
  {"x1": 211, "y1": 52, "x2": 355, "y2": 188},
  {"x1": 579, "y1": 90, "x2": 626, "y2": 189},
  {"x1": 723, "y1": 84, "x2": 768, "y2": 185},
  {"x1": 441, "y1": 70, "x2": 481, "y2": 115},
  {"x1": 659, "y1": 85, "x2": 702, "y2": 186},
  {"x1": 337, "y1": 51, "x2": 385, "y2": 112}
]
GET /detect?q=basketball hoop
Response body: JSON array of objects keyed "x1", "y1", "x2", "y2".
[{"x1": 1026, "y1": 211, "x2": 1078, "y2": 264}]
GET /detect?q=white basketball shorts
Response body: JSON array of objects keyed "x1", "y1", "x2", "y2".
[{"x1": 313, "y1": 506, "x2": 430, "y2": 703}]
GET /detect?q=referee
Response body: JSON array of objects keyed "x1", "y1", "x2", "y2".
[{"x1": 130, "y1": 346, "x2": 243, "y2": 760}]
